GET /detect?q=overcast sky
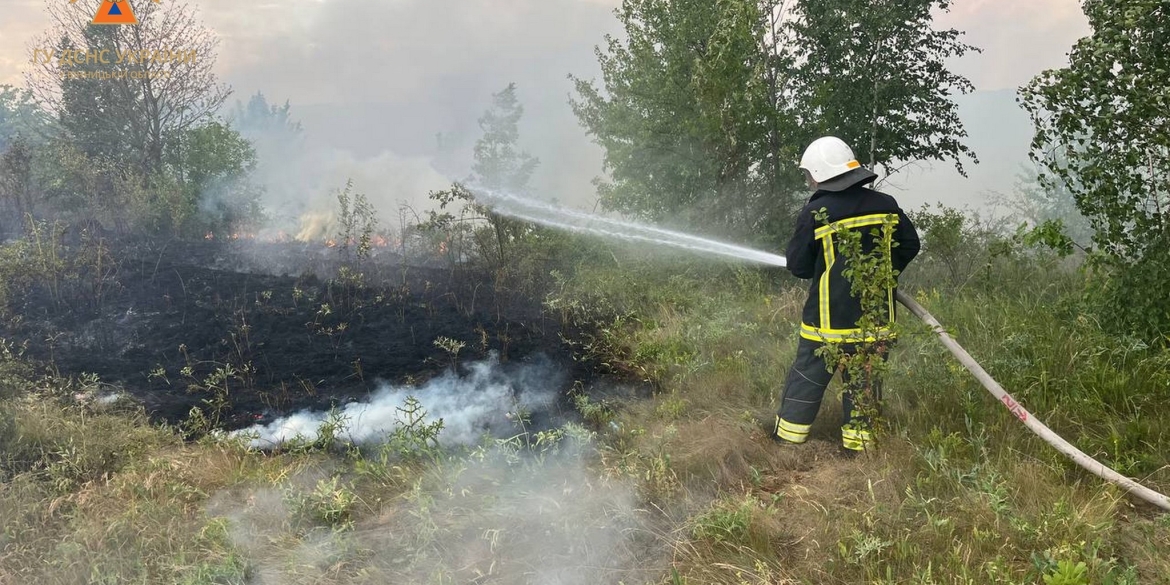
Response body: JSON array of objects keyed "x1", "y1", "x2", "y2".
[{"x1": 1, "y1": 0, "x2": 1091, "y2": 214}]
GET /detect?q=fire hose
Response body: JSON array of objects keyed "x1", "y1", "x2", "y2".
[{"x1": 896, "y1": 290, "x2": 1170, "y2": 511}]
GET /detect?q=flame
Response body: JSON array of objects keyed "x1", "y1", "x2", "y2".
[
  {"x1": 202, "y1": 216, "x2": 392, "y2": 251},
  {"x1": 296, "y1": 211, "x2": 336, "y2": 242}
]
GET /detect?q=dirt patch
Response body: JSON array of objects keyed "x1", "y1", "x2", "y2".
[{"x1": 2, "y1": 240, "x2": 597, "y2": 430}]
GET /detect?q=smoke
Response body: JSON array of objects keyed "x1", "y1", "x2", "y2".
[
  {"x1": 212, "y1": 351, "x2": 668, "y2": 584},
  {"x1": 209, "y1": 0, "x2": 620, "y2": 214},
  {"x1": 234, "y1": 352, "x2": 567, "y2": 448},
  {"x1": 238, "y1": 118, "x2": 451, "y2": 238},
  {"x1": 207, "y1": 441, "x2": 666, "y2": 584}
]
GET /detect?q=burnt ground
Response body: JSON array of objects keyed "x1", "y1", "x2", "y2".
[{"x1": 2, "y1": 239, "x2": 605, "y2": 431}]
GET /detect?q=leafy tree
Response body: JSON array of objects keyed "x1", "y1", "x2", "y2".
[
  {"x1": 162, "y1": 121, "x2": 263, "y2": 236},
  {"x1": 472, "y1": 83, "x2": 539, "y2": 193},
  {"x1": 991, "y1": 162, "x2": 1093, "y2": 249},
  {"x1": 787, "y1": 0, "x2": 979, "y2": 179},
  {"x1": 1020, "y1": 0, "x2": 1170, "y2": 340},
  {"x1": 229, "y1": 92, "x2": 304, "y2": 139},
  {"x1": 427, "y1": 84, "x2": 563, "y2": 284},
  {"x1": 0, "y1": 86, "x2": 52, "y2": 150},
  {"x1": 21, "y1": 2, "x2": 261, "y2": 239},
  {"x1": 0, "y1": 137, "x2": 35, "y2": 237},
  {"x1": 571, "y1": 0, "x2": 806, "y2": 245},
  {"x1": 573, "y1": 0, "x2": 977, "y2": 243}
]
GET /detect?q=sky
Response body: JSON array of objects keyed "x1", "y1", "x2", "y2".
[{"x1": 0, "y1": 0, "x2": 1091, "y2": 214}]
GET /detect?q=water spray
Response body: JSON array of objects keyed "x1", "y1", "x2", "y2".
[
  {"x1": 470, "y1": 187, "x2": 1170, "y2": 511},
  {"x1": 470, "y1": 186, "x2": 787, "y2": 267}
]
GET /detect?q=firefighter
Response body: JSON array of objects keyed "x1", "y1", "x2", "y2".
[{"x1": 771, "y1": 136, "x2": 920, "y2": 453}]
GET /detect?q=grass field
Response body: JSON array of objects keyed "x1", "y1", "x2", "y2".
[{"x1": 2, "y1": 226, "x2": 1168, "y2": 584}]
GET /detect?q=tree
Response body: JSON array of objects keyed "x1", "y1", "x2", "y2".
[
  {"x1": 472, "y1": 83, "x2": 539, "y2": 193},
  {"x1": 0, "y1": 85, "x2": 52, "y2": 151},
  {"x1": 229, "y1": 92, "x2": 304, "y2": 139},
  {"x1": 990, "y1": 162, "x2": 1093, "y2": 249},
  {"x1": 427, "y1": 84, "x2": 546, "y2": 273},
  {"x1": 0, "y1": 136, "x2": 35, "y2": 236},
  {"x1": 787, "y1": 0, "x2": 978, "y2": 180},
  {"x1": 162, "y1": 121, "x2": 263, "y2": 236},
  {"x1": 26, "y1": 0, "x2": 230, "y2": 177},
  {"x1": 571, "y1": 0, "x2": 806, "y2": 245},
  {"x1": 573, "y1": 0, "x2": 977, "y2": 243},
  {"x1": 1020, "y1": 0, "x2": 1170, "y2": 340}
]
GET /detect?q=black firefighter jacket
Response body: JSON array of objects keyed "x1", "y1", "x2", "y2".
[{"x1": 785, "y1": 183, "x2": 920, "y2": 343}]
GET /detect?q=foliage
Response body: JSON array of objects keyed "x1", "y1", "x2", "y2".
[
  {"x1": 334, "y1": 179, "x2": 378, "y2": 264},
  {"x1": 903, "y1": 203, "x2": 1064, "y2": 295},
  {"x1": 690, "y1": 494, "x2": 770, "y2": 547},
  {"x1": 571, "y1": 0, "x2": 806, "y2": 245},
  {"x1": 16, "y1": 1, "x2": 256, "y2": 241},
  {"x1": 0, "y1": 135, "x2": 35, "y2": 237},
  {"x1": 383, "y1": 396, "x2": 445, "y2": 462},
  {"x1": 163, "y1": 121, "x2": 265, "y2": 237},
  {"x1": 229, "y1": 91, "x2": 304, "y2": 139},
  {"x1": 991, "y1": 163, "x2": 1094, "y2": 249},
  {"x1": 788, "y1": 0, "x2": 979, "y2": 178},
  {"x1": 1020, "y1": 0, "x2": 1170, "y2": 341},
  {"x1": 471, "y1": 83, "x2": 539, "y2": 194},
  {"x1": 572, "y1": 0, "x2": 979, "y2": 243},
  {"x1": 0, "y1": 85, "x2": 52, "y2": 150},
  {"x1": 291, "y1": 475, "x2": 358, "y2": 529},
  {"x1": 424, "y1": 86, "x2": 590, "y2": 300},
  {"x1": 0, "y1": 218, "x2": 120, "y2": 318},
  {"x1": 812, "y1": 208, "x2": 901, "y2": 445},
  {"x1": 1043, "y1": 560, "x2": 1090, "y2": 585}
]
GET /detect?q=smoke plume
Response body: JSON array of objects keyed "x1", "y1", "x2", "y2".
[{"x1": 234, "y1": 352, "x2": 567, "y2": 448}]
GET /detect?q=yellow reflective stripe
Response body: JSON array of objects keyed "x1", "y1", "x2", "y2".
[
  {"x1": 800, "y1": 323, "x2": 895, "y2": 344},
  {"x1": 819, "y1": 235, "x2": 835, "y2": 329},
  {"x1": 777, "y1": 427, "x2": 809, "y2": 443},
  {"x1": 813, "y1": 213, "x2": 899, "y2": 240},
  {"x1": 779, "y1": 419, "x2": 811, "y2": 435},
  {"x1": 888, "y1": 287, "x2": 896, "y2": 325},
  {"x1": 774, "y1": 416, "x2": 810, "y2": 443},
  {"x1": 842, "y1": 428, "x2": 873, "y2": 451},
  {"x1": 841, "y1": 428, "x2": 872, "y2": 440}
]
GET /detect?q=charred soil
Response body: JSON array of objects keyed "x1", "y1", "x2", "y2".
[{"x1": 2, "y1": 239, "x2": 597, "y2": 430}]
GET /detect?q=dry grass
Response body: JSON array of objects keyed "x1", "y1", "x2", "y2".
[{"x1": 3, "y1": 257, "x2": 1170, "y2": 584}]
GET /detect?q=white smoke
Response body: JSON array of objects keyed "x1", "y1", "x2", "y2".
[
  {"x1": 256, "y1": 145, "x2": 451, "y2": 235},
  {"x1": 206, "y1": 437, "x2": 667, "y2": 584},
  {"x1": 234, "y1": 352, "x2": 565, "y2": 448}
]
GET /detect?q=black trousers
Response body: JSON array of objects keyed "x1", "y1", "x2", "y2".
[{"x1": 773, "y1": 337, "x2": 887, "y2": 449}]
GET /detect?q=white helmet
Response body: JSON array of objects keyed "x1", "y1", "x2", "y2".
[
  {"x1": 798, "y1": 136, "x2": 878, "y2": 192},
  {"x1": 799, "y1": 136, "x2": 861, "y2": 182}
]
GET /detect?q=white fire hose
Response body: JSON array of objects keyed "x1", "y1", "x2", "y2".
[{"x1": 896, "y1": 290, "x2": 1170, "y2": 511}]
